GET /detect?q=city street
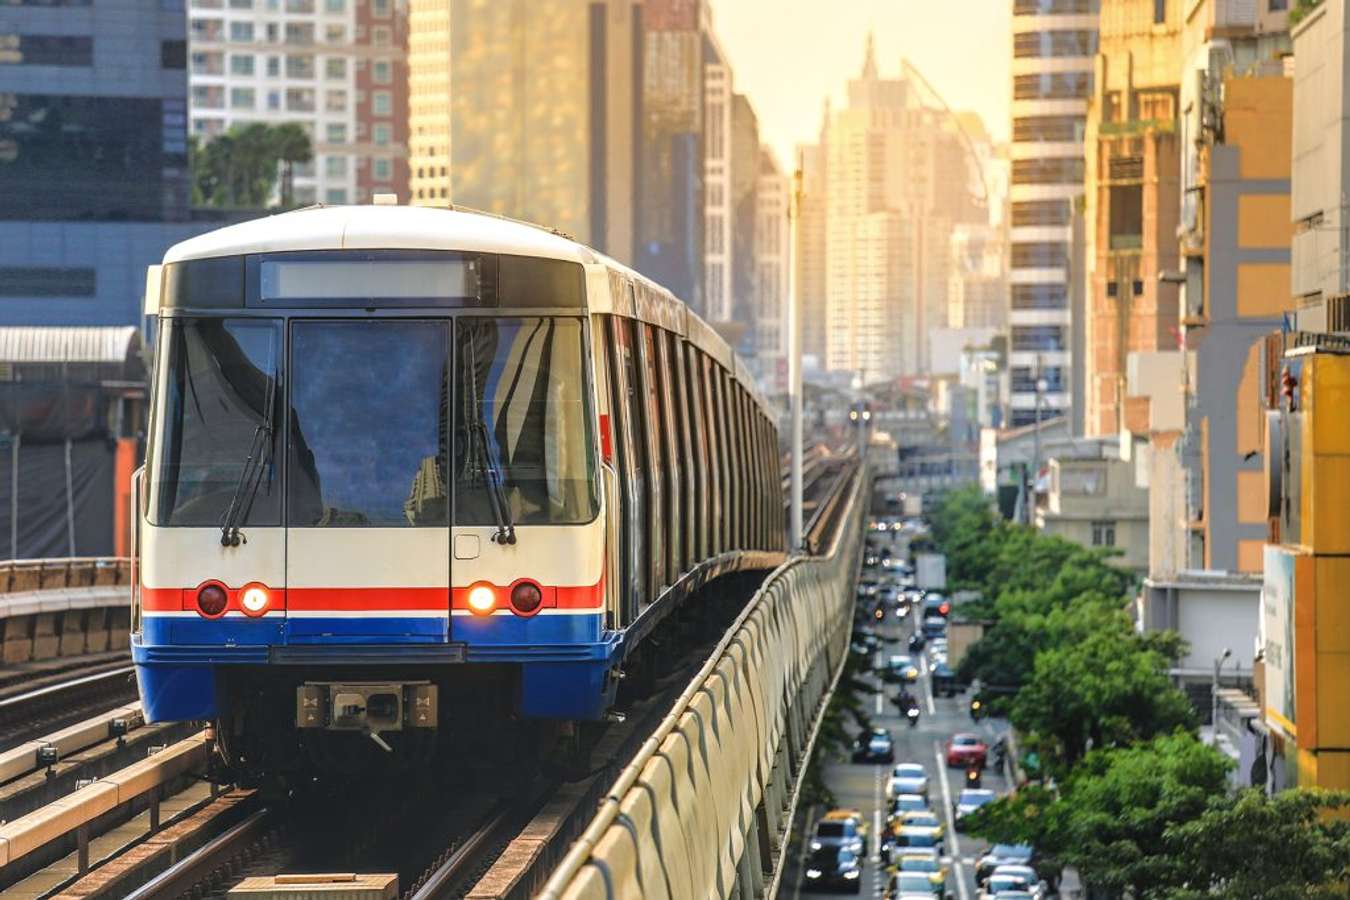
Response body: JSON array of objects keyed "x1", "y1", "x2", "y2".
[{"x1": 789, "y1": 530, "x2": 1012, "y2": 900}]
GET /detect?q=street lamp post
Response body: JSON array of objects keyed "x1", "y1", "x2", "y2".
[
  {"x1": 788, "y1": 163, "x2": 804, "y2": 552},
  {"x1": 1212, "y1": 647, "x2": 1233, "y2": 745}
]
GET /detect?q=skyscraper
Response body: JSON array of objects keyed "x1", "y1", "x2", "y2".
[
  {"x1": 0, "y1": 0, "x2": 204, "y2": 325},
  {"x1": 1008, "y1": 0, "x2": 1099, "y2": 427},
  {"x1": 796, "y1": 138, "x2": 829, "y2": 367},
  {"x1": 821, "y1": 37, "x2": 982, "y2": 382},
  {"x1": 188, "y1": 0, "x2": 410, "y2": 205},
  {"x1": 753, "y1": 147, "x2": 789, "y2": 391},
  {"x1": 407, "y1": 0, "x2": 640, "y2": 263}
]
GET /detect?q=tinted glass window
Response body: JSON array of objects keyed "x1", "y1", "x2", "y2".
[
  {"x1": 454, "y1": 318, "x2": 596, "y2": 526},
  {"x1": 289, "y1": 321, "x2": 448, "y2": 526},
  {"x1": 0, "y1": 95, "x2": 182, "y2": 221},
  {"x1": 149, "y1": 318, "x2": 281, "y2": 527}
]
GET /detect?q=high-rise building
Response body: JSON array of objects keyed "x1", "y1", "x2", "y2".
[
  {"x1": 407, "y1": 0, "x2": 639, "y2": 263},
  {"x1": 796, "y1": 138, "x2": 828, "y2": 368},
  {"x1": 0, "y1": 0, "x2": 206, "y2": 325},
  {"x1": 638, "y1": 0, "x2": 708, "y2": 306},
  {"x1": 1008, "y1": 0, "x2": 1099, "y2": 427},
  {"x1": 753, "y1": 147, "x2": 789, "y2": 391},
  {"x1": 822, "y1": 37, "x2": 983, "y2": 383},
  {"x1": 730, "y1": 92, "x2": 759, "y2": 335},
  {"x1": 703, "y1": 39, "x2": 733, "y2": 323},
  {"x1": 188, "y1": 0, "x2": 410, "y2": 206},
  {"x1": 1082, "y1": 0, "x2": 1181, "y2": 437},
  {"x1": 949, "y1": 224, "x2": 1008, "y2": 330}
]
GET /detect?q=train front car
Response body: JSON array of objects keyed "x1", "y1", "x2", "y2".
[{"x1": 132, "y1": 206, "x2": 613, "y2": 777}]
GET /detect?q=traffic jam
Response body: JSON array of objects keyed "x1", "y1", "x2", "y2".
[{"x1": 796, "y1": 508, "x2": 1050, "y2": 900}]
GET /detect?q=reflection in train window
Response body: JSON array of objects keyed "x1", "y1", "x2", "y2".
[
  {"x1": 454, "y1": 317, "x2": 597, "y2": 526},
  {"x1": 288, "y1": 320, "x2": 449, "y2": 527}
]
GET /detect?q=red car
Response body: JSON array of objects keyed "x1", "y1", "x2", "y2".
[{"x1": 945, "y1": 732, "x2": 988, "y2": 769}]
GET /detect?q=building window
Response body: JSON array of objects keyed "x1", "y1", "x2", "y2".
[
  {"x1": 228, "y1": 0, "x2": 253, "y2": 7},
  {"x1": 264, "y1": 55, "x2": 279, "y2": 77},
  {"x1": 1011, "y1": 157, "x2": 1085, "y2": 185},
  {"x1": 0, "y1": 267, "x2": 96, "y2": 298},
  {"x1": 325, "y1": 188, "x2": 348, "y2": 204},
  {"x1": 1011, "y1": 242, "x2": 1068, "y2": 268},
  {"x1": 285, "y1": 0, "x2": 314, "y2": 10},
  {"x1": 229, "y1": 21, "x2": 254, "y2": 42},
  {"x1": 285, "y1": 88, "x2": 315, "y2": 112},
  {"x1": 284, "y1": 23, "x2": 315, "y2": 46},
  {"x1": 230, "y1": 54, "x2": 254, "y2": 76},
  {"x1": 1013, "y1": 115, "x2": 1082, "y2": 143},
  {"x1": 324, "y1": 155, "x2": 348, "y2": 178},
  {"x1": 324, "y1": 0, "x2": 344, "y2": 10},
  {"x1": 267, "y1": 90, "x2": 281, "y2": 110},
  {"x1": 324, "y1": 24, "x2": 347, "y2": 44},
  {"x1": 1092, "y1": 520, "x2": 1117, "y2": 547},
  {"x1": 1010, "y1": 324, "x2": 1065, "y2": 352},
  {"x1": 191, "y1": 51, "x2": 224, "y2": 75},
  {"x1": 230, "y1": 87, "x2": 256, "y2": 110},
  {"x1": 1011, "y1": 199, "x2": 1071, "y2": 227},
  {"x1": 191, "y1": 85, "x2": 225, "y2": 109},
  {"x1": 162, "y1": 40, "x2": 187, "y2": 69},
  {"x1": 1154, "y1": 0, "x2": 1166, "y2": 23},
  {"x1": 372, "y1": 60, "x2": 391, "y2": 84},
  {"x1": 285, "y1": 54, "x2": 315, "y2": 79},
  {"x1": 372, "y1": 0, "x2": 390, "y2": 15},
  {"x1": 1013, "y1": 72, "x2": 1090, "y2": 101},
  {"x1": 0, "y1": 35, "x2": 95, "y2": 67},
  {"x1": 325, "y1": 123, "x2": 347, "y2": 144},
  {"x1": 1011, "y1": 284, "x2": 1068, "y2": 310},
  {"x1": 373, "y1": 157, "x2": 392, "y2": 181},
  {"x1": 1269, "y1": 0, "x2": 1288, "y2": 8},
  {"x1": 371, "y1": 26, "x2": 391, "y2": 47},
  {"x1": 372, "y1": 123, "x2": 392, "y2": 146},
  {"x1": 325, "y1": 57, "x2": 347, "y2": 79},
  {"x1": 325, "y1": 90, "x2": 347, "y2": 112},
  {"x1": 372, "y1": 91, "x2": 392, "y2": 115}
]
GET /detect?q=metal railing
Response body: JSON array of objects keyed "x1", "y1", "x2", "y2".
[{"x1": 0, "y1": 557, "x2": 129, "y2": 594}]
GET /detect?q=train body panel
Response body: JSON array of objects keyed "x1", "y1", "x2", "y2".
[{"x1": 132, "y1": 205, "x2": 783, "y2": 776}]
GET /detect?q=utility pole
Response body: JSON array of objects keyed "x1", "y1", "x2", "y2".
[
  {"x1": 789, "y1": 160, "x2": 804, "y2": 552},
  {"x1": 1029, "y1": 354, "x2": 1046, "y2": 525}
]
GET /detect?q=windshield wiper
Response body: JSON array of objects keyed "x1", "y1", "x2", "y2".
[
  {"x1": 220, "y1": 372, "x2": 278, "y2": 547},
  {"x1": 463, "y1": 327, "x2": 517, "y2": 545}
]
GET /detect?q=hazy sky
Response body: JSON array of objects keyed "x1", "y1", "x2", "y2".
[{"x1": 710, "y1": 0, "x2": 1012, "y2": 168}]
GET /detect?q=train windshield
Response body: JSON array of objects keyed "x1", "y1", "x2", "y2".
[
  {"x1": 148, "y1": 318, "x2": 282, "y2": 527},
  {"x1": 454, "y1": 317, "x2": 597, "y2": 526}
]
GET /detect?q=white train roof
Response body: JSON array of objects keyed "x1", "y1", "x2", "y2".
[
  {"x1": 162, "y1": 205, "x2": 595, "y2": 266},
  {"x1": 161, "y1": 204, "x2": 770, "y2": 416}
]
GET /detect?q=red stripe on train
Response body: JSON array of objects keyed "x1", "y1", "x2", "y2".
[{"x1": 142, "y1": 579, "x2": 604, "y2": 612}]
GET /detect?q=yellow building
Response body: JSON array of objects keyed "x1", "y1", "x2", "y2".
[
  {"x1": 1264, "y1": 344, "x2": 1350, "y2": 791},
  {"x1": 407, "y1": 0, "x2": 639, "y2": 261}
]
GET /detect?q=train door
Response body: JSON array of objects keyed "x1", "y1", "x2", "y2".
[{"x1": 284, "y1": 319, "x2": 452, "y2": 643}]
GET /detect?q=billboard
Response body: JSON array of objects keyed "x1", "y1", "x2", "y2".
[{"x1": 1262, "y1": 544, "x2": 1297, "y2": 738}]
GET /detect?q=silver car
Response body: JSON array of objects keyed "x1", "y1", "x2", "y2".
[{"x1": 887, "y1": 762, "x2": 929, "y2": 799}]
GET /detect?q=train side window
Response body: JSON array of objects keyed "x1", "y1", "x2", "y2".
[
  {"x1": 732, "y1": 381, "x2": 749, "y2": 549},
  {"x1": 686, "y1": 344, "x2": 710, "y2": 563},
  {"x1": 669, "y1": 331, "x2": 695, "y2": 574},
  {"x1": 740, "y1": 390, "x2": 757, "y2": 549},
  {"x1": 635, "y1": 321, "x2": 665, "y2": 596},
  {"x1": 711, "y1": 366, "x2": 732, "y2": 552},
  {"x1": 606, "y1": 314, "x2": 644, "y2": 619},
  {"x1": 652, "y1": 327, "x2": 682, "y2": 581},
  {"x1": 700, "y1": 353, "x2": 723, "y2": 555}
]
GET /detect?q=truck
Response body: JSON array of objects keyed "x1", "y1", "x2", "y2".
[{"x1": 915, "y1": 552, "x2": 947, "y2": 591}]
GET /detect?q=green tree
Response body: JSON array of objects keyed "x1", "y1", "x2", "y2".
[
  {"x1": 191, "y1": 123, "x2": 313, "y2": 209},
  {"x1": 966, "y1": 733, "x2": 1233, "y2": 895},
  {"x1": 1161, "y1": 788, "x2": 1350, "y2": 899},
  {"x1": 1010, "y1": 617, "x2": 1194, "y2": 768}
]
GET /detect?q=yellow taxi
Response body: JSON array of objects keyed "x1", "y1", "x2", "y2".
[
  {"x1": 894, "y1": 846, "x2": 948, "y2": 891},
  {"x1": 815, "y1": 808, "x2": 870, "y2": 856}
]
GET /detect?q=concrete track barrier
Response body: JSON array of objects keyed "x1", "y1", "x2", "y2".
[{"x1": 540, "y1": 466, "x2": 867, "y2": 900}]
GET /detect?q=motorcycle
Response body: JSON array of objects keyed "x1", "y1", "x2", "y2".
[
  {"x1": 965, "y1": 766, "x2": 983, "y2": 788},
  {"x1": 907, "y1": 633, "x2": 925, "y2": 653},
  {"x1": 905, "y1": 706, "x2": 920, "y2": 728},
  {"x1": 970, "y1": 698, "x2": 984, "y2": 721}
]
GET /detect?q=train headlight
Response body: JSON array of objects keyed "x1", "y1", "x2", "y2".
[
  {"x1": 196, "y1": 583, "x2": 228, "y2": 618},
  {"x1": 467, "y1": 584, "x2": 496, "y2": 616},
  {"x1": 240, "y1": 584, "x2": 270, "y2": 616},
  {"x1": 510, "y1": 581, "x2": 542, "y2": 615}
]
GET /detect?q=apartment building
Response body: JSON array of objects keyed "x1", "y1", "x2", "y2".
[
  {"x1": 1082, "y1": 0, "x2": 1181, "y2": 437},
  {"x1": 1009, "y1": 0, "x2": 1099, "y2": 427},
  {"x1": 189, "y1": 0, "x2": 409, "y2": 205}
]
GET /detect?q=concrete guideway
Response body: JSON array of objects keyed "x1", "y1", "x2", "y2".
[{"x1": 537, "y1": 465, "x2": 870, "y2": 900}]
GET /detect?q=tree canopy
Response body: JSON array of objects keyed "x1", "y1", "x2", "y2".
[{"x1": 191, "y1": 123, "x2": 313, "y2": 209}]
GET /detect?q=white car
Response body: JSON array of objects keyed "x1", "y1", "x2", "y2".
[
  {"x1": 979, "y1": 865, "x2": 1045, "y2": 900},
  {"x1": 886, "y1": 762, "x2": 929, "y2": 799}
]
